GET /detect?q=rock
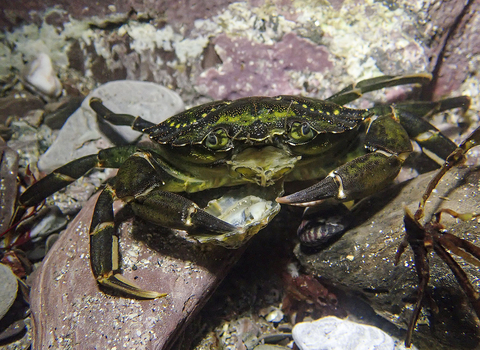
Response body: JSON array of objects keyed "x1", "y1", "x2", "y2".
[
  {"x1": 0, "y1": 139, "x2": 18, "y2": 235},
  {"x1": 37, "y1": 81, "x2": 184, "y2": 172},
  {"x1": 0, "y1": 93, "x2": 44, "y2": 123},
  {"x1": 0, "y1": 263, "x2": 18, "y2": 321},
  {"x1": 253, "y1": 345, "x2": 290, "y2": 350},
  {"x1": 295, "y1": 167, "x2": 480, "y2": 349},
  {"x1": 30, "y1": 193, "x2": 247, "y2": 349},
  {"x1": 292, "y1": 316, "x2": 412, "y2": 350},
  {"x1": 426, "y1": 1, "x2": 480, "y2": 100},
  {"x1": 24, "y1": 53, "x2": 62, "y2": 98},
  {"x1": 0, "y1": 318, "x2": 28, "y2": 343}
]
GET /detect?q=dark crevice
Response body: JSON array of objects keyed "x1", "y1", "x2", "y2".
[{"x1": 421, "y1": 0, "x2": 474, "y2": 101}]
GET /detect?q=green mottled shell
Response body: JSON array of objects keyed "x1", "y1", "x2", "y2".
[{"x1": 147, "y1": 96, "x2": 371, "y2": 146}]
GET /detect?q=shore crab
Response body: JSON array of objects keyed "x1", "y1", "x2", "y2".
[{"x1": 9, "y1": 73, "x2": 470, "y2": 302}]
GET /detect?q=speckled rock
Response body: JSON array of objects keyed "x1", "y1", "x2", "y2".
[
  {"x1": 0, "y1": 139, "x2": 18, "y2": 235},
  {"x1": 37, "y1": 80, "x2": 184, "y2": 172},
  {"x1": 30, "y1": 193, "x2": 246, "y2": 350},
  {"x1": 295, "y1": 167, "x2": 480, "y2": 349}
]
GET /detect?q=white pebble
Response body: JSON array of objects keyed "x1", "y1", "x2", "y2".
[
  {"x1": 25, "y1": 53, "x2": 62, "y2": 97},
  {"x1": 292, "y1": 316, "x2": 416, "y2": 350}
]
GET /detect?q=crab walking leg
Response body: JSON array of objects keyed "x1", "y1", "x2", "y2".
[
  {"x1": 90, "y1": 185, "x2": 166, "y2": 299},
  {"x1": 326, "y1": 73, "x2": 432, "y2": 105},
  {"x1": 12, "y1": 146, "x2": 140, "y2": 224},
  {"x1": 278, "y1": 114, "x2": 413, "y2": 206},
  {"x1": 90, "y1": 182, "x2": 236, "y2": 298},
  {"x1": 90, "y1": 97, "x2": 157, "y2": 132},
  {"x1": 18, "y1": 146, "x2": 139, "y2": 208},
  {"x1": 373, "y1": 96, "x2": 471, "y2": 162}
]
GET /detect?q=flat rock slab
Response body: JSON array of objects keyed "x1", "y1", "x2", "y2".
[{"x1": 30, "y1": 194, "x2": 244, "y2": 349}]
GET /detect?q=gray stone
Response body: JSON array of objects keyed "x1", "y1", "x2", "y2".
[
  {"x1": 37, "y1": 81, "x2": 184, "y2": 172},
  {"x1": 0, "y1": 263, "x2": 18, "y2": 321}
]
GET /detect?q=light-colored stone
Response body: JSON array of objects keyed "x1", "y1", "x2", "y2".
[
  {"x1": 25, "y1": 53, "x2": 62, "y2": 98},
  {"x1": 37, "y1": 81, "x2": 184, "y2": 172},
  {"x1": 292, "y1": 316, "x2": 413, "y2": 350}
]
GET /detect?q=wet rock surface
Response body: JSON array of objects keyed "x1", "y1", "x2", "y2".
[
  {"x1": 30, "y1": 193, "x2": 246, "y2": 350},
  {"x1": 0, "y1": 1, "x2": 479, "y2": 349},
  {"x1": 426, "y1": 0, "x2": 480, "y2": 100},
  {"x1": 295, "y1": 167, "x2": 480, "y2": 349}
]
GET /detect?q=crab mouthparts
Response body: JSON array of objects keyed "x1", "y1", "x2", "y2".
[{"x1": 227, "y1": 146, "x2": 301, "y2": 187}]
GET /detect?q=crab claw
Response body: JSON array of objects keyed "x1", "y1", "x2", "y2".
[
  {"x1": 278, "y1": 152, "x2": 404, "y2": 207},
  {"x1": 276, "y1": 175, "x2": 338, "y2": 207}
]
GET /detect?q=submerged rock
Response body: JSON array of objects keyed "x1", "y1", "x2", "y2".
[
  {"x1": 29, "y1": 193, "x2": 245, "y2": 349},
  {"x1": 0, "y1": 139, "x2": 18, "y2": 235},
  {"x1": 295, "y1": 167, "x2": 480, "y2": 349}
]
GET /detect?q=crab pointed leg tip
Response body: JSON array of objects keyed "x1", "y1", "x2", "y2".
[
  {"x1": 131, "y1": 289, "x2": 167, "y2": 299},
  {"x1": 124, "y1": 287, "x2": 167, "y2": 300},
  {"x1": 99, "y1": 273, "x2": 167, "y2": 299},
  {"x1": 144, "y1": 291, "x2": 168, "y2": 299},
  {"x1": 276, "y1": 195, "x2": 323, "y2": 207},
  {"x1": 275, "y1": 196, "x2": 290, "y2": 204}
]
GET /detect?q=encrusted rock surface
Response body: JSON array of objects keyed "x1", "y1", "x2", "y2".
[{"x1": 0, "y1": 139, "x2": 18, "y2": 235}]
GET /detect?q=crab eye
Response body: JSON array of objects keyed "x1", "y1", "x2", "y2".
[
  {"x1": 289, "y1": 122, "x2": 315, "y2": 143},
  {"x1": 205, "y1": 128, "x2": 230, "y2": 150}
]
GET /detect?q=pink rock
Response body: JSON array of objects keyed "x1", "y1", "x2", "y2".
[
  {"x1": 198, "y1": 33, "x2": 333, "y2": 100},
  {"x1": 31, "y1": 193, "x2": 244, "y2": 349}
]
